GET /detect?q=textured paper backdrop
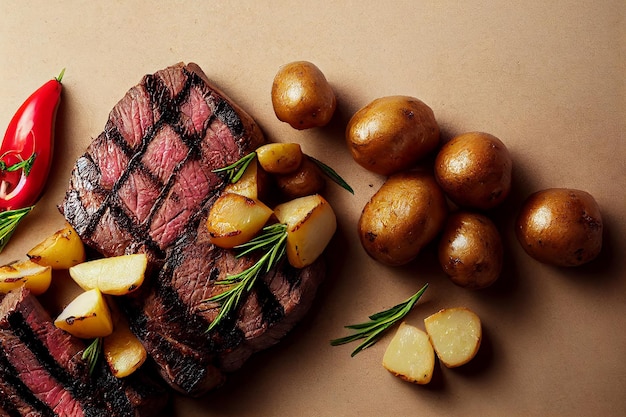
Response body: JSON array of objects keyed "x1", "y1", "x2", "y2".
[{"x1": 1, "y1": 1, "x2": 624, "y2": 416}]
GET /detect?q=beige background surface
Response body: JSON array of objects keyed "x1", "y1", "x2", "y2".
[{"x1": 1, "y1": 1, "x2": 625, "y2": 416}]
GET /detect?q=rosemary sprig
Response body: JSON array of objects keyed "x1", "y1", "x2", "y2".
[
  {"x1": 82, "y1": 337, "x2": 103, "y2": 376},
  {"x1": 212, "y1": 150, "x2": 353, "y2": 194},
  {"x1": 0, "y1": 206, "x2": 34, "y2": 253},
  {"x1": 309, "y1": 156, "x2": 354, "y2": 194},
  {"x1": 213, "y1": 152, "x2": 256, "y2": 183},
  {"x1": 204, "y1": 223, "x2": 288, "y2": 332},
  {"x1": 330, "y1": 283, "x2": 429, "y2": 357}
]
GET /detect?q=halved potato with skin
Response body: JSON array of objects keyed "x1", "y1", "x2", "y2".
[
  {"x1": 424, "y1": 307, "x2": 482, "y2": 368},
  {"x1": 27, "y1": 223, "x2": 86, "y2": 270},
  {"x1": 382, "y1": 322, "x2": 435, "y2": 385},
  {"x1": 54, "y1": 288, "x2": 114, "y2": 339},
  {"x1": 207, "y1": 192, "x2": 274, "y2": 249},
  {"x1": 104, "y1": 313, "x2": 148, "y2": 378},
  {"x1": 273, "y1": 194, "x2": 337, "y2": 268},
  {"x1": 256, "y1": 142, "x2": 303, "y2": 174},
  {"x1": 0, "y1": 259, "x2": 52, "y2": 295},
  {"x1": 69, "y1": 253, "x2": 147, "y2": 296}
]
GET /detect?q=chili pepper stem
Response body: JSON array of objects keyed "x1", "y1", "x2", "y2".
[{"x1": 56, "y1": 68, "x2": 66, "y2": 83}]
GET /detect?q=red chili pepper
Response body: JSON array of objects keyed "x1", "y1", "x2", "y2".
[{"x1": 0, "y1": 69, "x2": 64, "y2": 252}]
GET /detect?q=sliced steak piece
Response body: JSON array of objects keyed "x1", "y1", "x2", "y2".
[
  {"x1": 60, "y1": 63, "x2": 326, "y2": 396},
  {"x1": 0, "y1": 288, "x2": 169, "y2": 417}
]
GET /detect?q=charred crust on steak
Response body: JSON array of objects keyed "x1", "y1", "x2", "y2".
[
  {"x1": 0, "y1": 288, "x2": 169, "y2": 416},
  {"x1": 60, "y1": 62, "x2": 326, "y2": 397}
]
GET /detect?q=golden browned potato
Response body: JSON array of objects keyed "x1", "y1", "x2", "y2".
[
  {"x1": 271, "y1": 61, "x2": 336, "y2": 129},
  {"x1": 206, "y1": 193, "x2": 274, "y2": 249},
  {"x1": 27, "y1": 223, "x2": 86, "y2": 270},
  {"x1": 274, "y1": 194, "x2": 337, "y2": 268},
  {"x1": 358, "y1": 170, "x2": 448, "y2": 266},
  {"x1": 438, "y1": 211, "x2": 503, "y2": 289},
  {"x1": 346, "y1": 96, "x2": 440, "y2": 176},
  {"x1": 274, "y1": 156, "x2": 326, "y2": 200},
  {"x1": 515, "y1": 188, "x2": 603, "y2": 266},
  {"x1": 434, "y1": 132, "x2": 512, "y2": 210}
]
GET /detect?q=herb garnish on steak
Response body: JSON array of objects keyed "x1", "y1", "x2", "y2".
[{"x1": 60, "y1": 62, "x2": 326, "y2": 396}]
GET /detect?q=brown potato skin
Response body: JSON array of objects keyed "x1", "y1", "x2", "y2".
[
  {"x1": 358, "y1": 170, "x2": 448, "y2": 266},
  {"x1": 438, "y1": 211, "x2": 503, "y2": 289},
  {"x1": 434, "y1": 132, "x2": 512, "y2": 210},
  {"x1": 346, "y1": 96, "x2": 440, "y2": 176},
  {"x1": 515, "y1": 188, "x2": 603, "y2": 267},
  {"x1": 271, "y1": 61, "x2": 336, "y2": 130},
  {"x1": 274, "y1": 156, "x2": 326, "y2": 200}
]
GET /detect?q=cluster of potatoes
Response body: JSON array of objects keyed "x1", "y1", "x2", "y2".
[{"x1": 271, "y1": 61, "x2": 604, "y2": 289}]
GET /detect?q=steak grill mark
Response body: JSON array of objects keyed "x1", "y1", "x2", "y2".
[
  {"x1": 64, "y1": 68, "x2": 244, "y2": 259},
  {"x1": 61, "y1": 63, "x2": 326, "y2": 397},
  {"x1": 0, "y1": 289, "x2": 168, "y2": 417}
]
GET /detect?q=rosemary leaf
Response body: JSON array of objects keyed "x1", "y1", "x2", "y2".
[
  {"x1": 309, "y1": 156, "x2": 354, "y2": 194},
  {"x1": 330, "y1": 283, "x2": 429, "y2": 357},
  {"x1": 0, "y1": 206, "x2": 34, "y2": 253},
  {"x1": 82, "y1": 337, "x2": 103, "y2": 376},
  {"x1": 212, "y1": 152, "x2": 256, "y2": 183}
]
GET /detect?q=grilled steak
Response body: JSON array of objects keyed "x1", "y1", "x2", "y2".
[
  {"x1": 0, "y1": 288, "x2": 169, "y2": 417},
  {"x1": 60, "y1": 63, "x2": 326, "y2": 396}
]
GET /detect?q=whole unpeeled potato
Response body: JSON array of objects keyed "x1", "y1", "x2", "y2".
[
  {"x1": 346, "y1": 96, "x2": 440, "y2": 176},
  {"x1": 515, "y1": 188, "x2": 603, "y2": 267},
  {"x1": 434, "y1": 132, "x2": 512, "y2": 210},
  {"x1": 271, "y1": 61, "x2": 336, "y2": 130},
  {"x1": 438, "y1": 211, "x2": 503, "y2": 289},
  {"x1": 358, "y1": 170, "x2": 448, "y2": 266}
]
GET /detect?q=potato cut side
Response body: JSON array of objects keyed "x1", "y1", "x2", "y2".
[
  {"x1": 104, "y1": 315, "x2": 147, "y2": 378},
  {"x1": 27, "y1": 223, "x2": 86, "y2": 270},
  {"x1": 0, "y1": 259, "x2": 52, "y2": 296},
  {"x1": 273, "y1": 194, "x2": 337, "y2": 268},
  {"x1": 382, "y1": 322, "x2": 435, "y2": 385},
  {"x1": 256, "y1": 142, "x2": 303, "y2": 174},
  {"x1": 69, "y1": 253, "x2": 147, "y2": 296},
  {"x1": 207, "y1": 192, "x2": 274, "y2": 249},
  {"x1": 223, "y1": 158, "x2": 266, "y2": 200},
  {"x1": 54, "y1": 288, "x2": 114, "y2": 339},
  {"x1": 424, "y1": 307, "x2": 482, "y2": 368}
]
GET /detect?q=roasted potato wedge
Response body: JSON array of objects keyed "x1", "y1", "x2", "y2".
[
  {"x1": 104, "y1": 314, "x2": 148, "y2": 378},
  {"x1": 0, "y1": 259, "x2": 52, "y2": 295},
  {"x1": 382, "y1": 322, "x2": 435, "y2": 385},
  {"x1": 69, "y1": 253, "x2": 147, "y2": 296},
  {"x1": 424, "y1": 307, "x2": 482, "y2": 368},
  {"x1": 27, "y1": 223, "x2": 86, "y2": 270},
  {"x1": 54, "y1": 288, "x2": 114, "y2": 339},
  {"x1": 274, "y1": 194, "x2": 337, "y2": 268},
  {"x1": 223, "y1": 158, "x2": 269, "y2": 201},
  {"x1": 207, "y1": 192, "x2": 274, "y2": 249}
]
